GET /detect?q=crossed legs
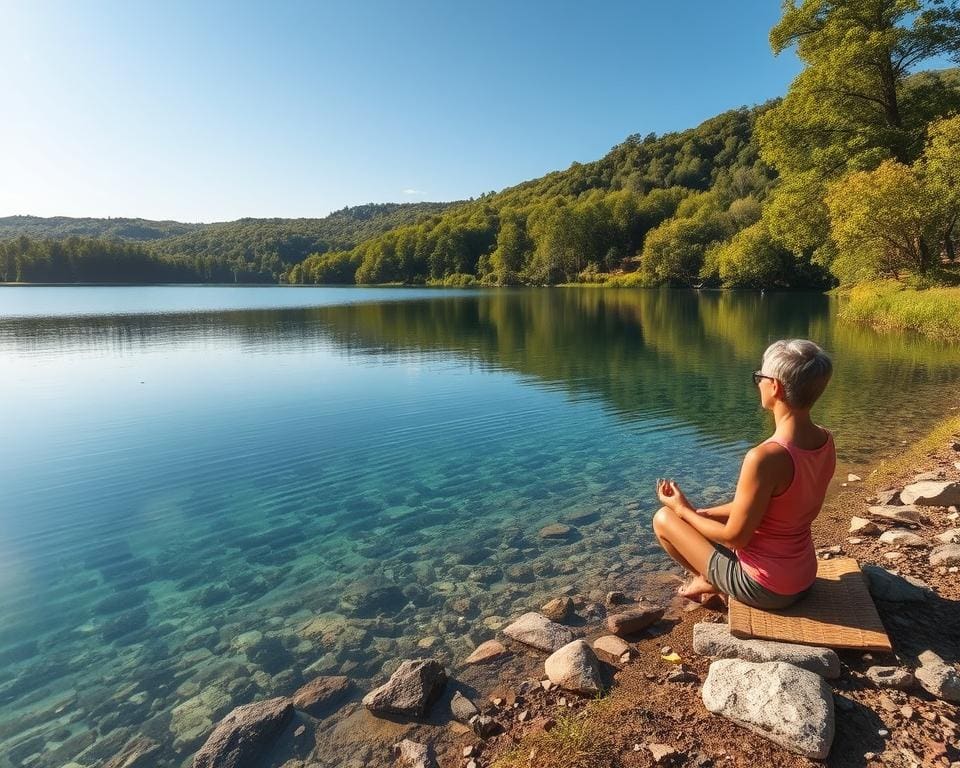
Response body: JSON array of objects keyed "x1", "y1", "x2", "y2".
[{"x1": 651, "y1": 506, "x2": 723, "y2": 601}]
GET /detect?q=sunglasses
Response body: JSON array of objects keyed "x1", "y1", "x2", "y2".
[{"x1": 752, "y1": 370, "x2": 776, "y2": 386}]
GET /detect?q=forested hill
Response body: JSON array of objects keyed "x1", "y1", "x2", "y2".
[
  {"x1": 0, "y1": 202, "x2": 455, "y2": 283},
  {"x1": 0, "y1": 216, "x2": 203, "y2": 241},
  {"x1": 290, "y1": 102, "x2": 783, "y2": 286}
]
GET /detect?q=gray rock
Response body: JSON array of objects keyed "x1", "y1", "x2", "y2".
[
  {"x1": 900, "y1": 481, "x2": 960, "y2": 507},
  {"x1": 192, "y1": 697, "x2": 294, "y2": 768},
  {"x1": 878, "y1": 529, "x2": 927, "y2": 547},
  {"x1": 867, "y1": 505, "x2": 926, "y2": 526},
  {"x1": 502, "y1": 612, "x2": 574, "y2": 652},
  {"x1": 692, "y1": 623, "x2": 840, "y2": 679},
  {"x1": 935, "y1": 528, "x2": 960, "y2": 544},
  {"x1": 915, "y1": 650, "x2": 960, "y2": 702},
  {"x1": 849, "y1": 517, "x2": 880, "y2": 535},
  {"x1": 469, "y1": 714, "x2": 500, "y2": 738},
  {"x1": 362, "y1": 659, "x2": 446, "y2": 718},
  {"x1": 394, "y1": 739, "x2": 437, "y2": 768},
  {"x1": 930, "y1": 544, "x2": 960, "y2": 567},
  {"x1": 865, "y1": 666, "x2": 916, "y2": 690},
  {"x1": 862, "y1": 565, "x2": 931, "y2": 603},
  {"x1": 449, "y1": 691, "x2": 479, "y2": 723},
  {"x1": 605, "y1": 591, "x2": 628, "y2": 606},
  {"x1": 606, "y1": 604, "x2": 665, "y2": 636},
  {"x1": 544, "y1": 639, "x2": 602, "y2": 695},
  {"x1": 701, "y1": 659, "x2": 834, "y2": 760},
  {"x1": 540, "y1": 597, "x2": 573, "y2": 622}
]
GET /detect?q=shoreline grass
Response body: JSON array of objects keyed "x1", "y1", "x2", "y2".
[{"x1": 837, "y1": 280, "x2": 960, "y2": 343}]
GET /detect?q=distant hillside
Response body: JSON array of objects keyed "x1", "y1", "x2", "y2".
[
  {"x1": 0, "y1": 216, "x2": 203, "y2": 241},
  {"x1": 0, "y1": 202, "x2": 457, "y2": 282}
]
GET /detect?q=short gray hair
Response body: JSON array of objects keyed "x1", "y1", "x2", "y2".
[{"x1": 762, "y1": 339, "x2": 833, "y2": 409}]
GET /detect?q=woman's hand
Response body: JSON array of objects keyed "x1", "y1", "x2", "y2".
[{"x1": 656, "y1": 479, "x2": 694, "y2": 516}]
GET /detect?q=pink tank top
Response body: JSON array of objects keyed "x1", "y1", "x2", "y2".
[{"x1": 737, "y1": 429, "x2": 836, "y2": 595}]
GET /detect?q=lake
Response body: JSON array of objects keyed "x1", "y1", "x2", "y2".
[{"x1": 2, "y1": 285, "x2": 959, "y2": 767}]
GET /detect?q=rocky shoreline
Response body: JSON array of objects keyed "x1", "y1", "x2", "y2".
[{"x1": 103, "y1": 430, "x2": 960, "y2": 768}]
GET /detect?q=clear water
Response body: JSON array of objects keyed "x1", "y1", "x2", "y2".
[{"x1": 2, "y1": 286, "x2": 959, "y2": 767}]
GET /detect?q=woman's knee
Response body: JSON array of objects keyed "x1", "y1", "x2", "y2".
[{"x1": 652, "y1": 506, "x2": 672, "y2": 535}]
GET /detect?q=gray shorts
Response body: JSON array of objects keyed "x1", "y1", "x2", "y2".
[{"x1": 707, "y1": 544, "x2": 810, "y2": 610}]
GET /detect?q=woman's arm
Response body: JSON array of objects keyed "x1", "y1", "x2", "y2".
[
  {"x1": 694, "y1": 503, "x2": 731, "y2": 521},
  {"x1": 665, "y1": 444, "x2": 787, "y2": 549}
]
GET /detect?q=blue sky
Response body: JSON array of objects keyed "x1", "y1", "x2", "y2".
[{"x1": 1, "y1": 1, "x2": 803, "y2": 222}]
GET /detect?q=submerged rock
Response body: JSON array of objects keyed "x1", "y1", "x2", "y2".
[
  {"x1": 692, "y1": 623, "x2": 840, "y2": 679},
  {"x1": 539, "y1": 523, "x2": 574, "y2": 539},
  {"x1": 192, "y1": 697, "x2": 293, "y2": 768},
  {"x1": 540, "y1": 597, "x2": 573, "y2": 622},
  {"x1": 502, "y1": 612, "x2": 574, "y2": 652},
  {"x1": 291, "y1": 675, "x2": 351, "y2": 718},
  {"x1": 701, "y1": 659, "x2": 834, "y2": 759},
  {"x1": 362, "y1": 658, "x2": 446, "y2": 718},
  {"x1": 103, "y1": 737, "x2": 160, "y2": 768},
  {"x1": 464, "y1": 640, "x2": 510, "y2": 665},
  {"x1": 544, "y1": 639, "x2": 602, "y2": 695}
]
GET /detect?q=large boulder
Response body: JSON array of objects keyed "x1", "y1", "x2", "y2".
[
  {"x1": 502, "y1": 612, "x2": 574, "y2": 652},
  {"x1": 862, "y1": 565, "x2": 931, "y2": 603},
  {"x1": 606, "y1": 604, "x2": 665, "y2": 636},
  {"x1": 693, "y1": 623, "x2": 840, "y2": 679},
  {"x1": 701, "y1": 660, "x2": 834, "y2": 760},
  {"x1": 291, "y1": 676, "x2": 351, "y2": 718},
  {"x1": 544, "y1": 639, "x2": 602, "y2": 695},
  {"x1": 900, "y1": 481, "x2": 960, "y2": 507},
  {"x1": 915, "y1": 650, "x2": 960, "y2": 702},
  {"x1": 362, "y1": 659, "x2": 446, "y2": 718},
  {"x1": 192, "y1": 697, "x2": 294, "y2": 768}
]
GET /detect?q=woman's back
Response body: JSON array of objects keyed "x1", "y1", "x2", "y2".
[{"x1": 737, "y1": 429, "x2": 836, "y2": 595}]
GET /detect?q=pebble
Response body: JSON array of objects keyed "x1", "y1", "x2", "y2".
[
  {"x1": 878, "y1": 728, "x2": 889, "y2": 737},
  {"x1": 462, "y1": 746, "x2": 475, "y2": 758}
]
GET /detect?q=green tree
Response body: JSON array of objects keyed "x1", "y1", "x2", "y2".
[{"x1": 759, "y1": 0, "x2": 960, "y2": 261}]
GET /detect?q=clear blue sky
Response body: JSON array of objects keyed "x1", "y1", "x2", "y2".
[{"x1": 1, "y1": 1, "x2": 802, "y2": 222}]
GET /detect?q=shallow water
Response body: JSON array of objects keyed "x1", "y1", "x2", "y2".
[{"x1": 1, "y1": 286, "x2": 958, "y2": 767}]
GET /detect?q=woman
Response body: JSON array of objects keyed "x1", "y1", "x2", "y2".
[{"x1": 652, "y1": 339, "x2": 836, "y2": 609}]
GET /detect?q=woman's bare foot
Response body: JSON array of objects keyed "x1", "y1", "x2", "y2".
[{"x1": 677, "y1": 574, "x2": 719, "y2": 601}]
